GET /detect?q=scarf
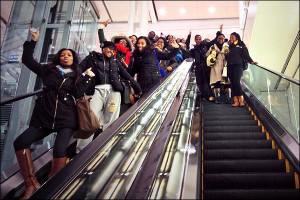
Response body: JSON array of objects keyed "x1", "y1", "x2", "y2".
[
  {"x1": 56, "y1": 65, "x2": 73, "y2": 76},
  {"x1": 114, "y1": 43, "x2": 132, "y2": 66}
]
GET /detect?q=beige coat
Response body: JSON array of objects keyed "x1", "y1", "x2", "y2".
[{"x1": 206, "y1": 44, "x2": 230, "y2": 85}]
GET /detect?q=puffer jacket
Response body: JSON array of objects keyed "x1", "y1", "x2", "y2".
[
  {"x1": 227, "y1": 43, "x2": 253, "y2": 66},
  {"x1": 131, "y1": 47, "x2": 179, "y2": 93},
  {"x1": 22, "y1": 40, "x2": 93, "y2": 130},
  {"x1": 80, "y1": 51, "x2": 142, "y2": 95}
]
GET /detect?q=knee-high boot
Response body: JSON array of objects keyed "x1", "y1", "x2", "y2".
[
  {"x1": 48, "y1": 157, "x2": 67, "y2": 178},
  {"x1": 15, "y1": 149, "x2": 41, "y2": 200}
]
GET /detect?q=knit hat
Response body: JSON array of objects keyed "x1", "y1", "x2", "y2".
[{"x1": 100, "y1": 41, "x2": 116, "y2": 50}]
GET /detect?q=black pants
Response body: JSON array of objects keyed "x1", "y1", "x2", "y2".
[
  {"x1": 195, "y1": 64, "x2": 213, "y2": 99},
  {"x1": 228, "y1": 64, "x2": 244, "y2": 96},
  {"x1": 14, "y1": 126, "x2": 74, "y2": 158}
]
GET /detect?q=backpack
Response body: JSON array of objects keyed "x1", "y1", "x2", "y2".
[{"x1": 242, "y1": 59, "x2": 248, "y2": 70}]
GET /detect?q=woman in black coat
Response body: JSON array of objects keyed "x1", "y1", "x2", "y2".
[
  {"x1": 226, "y1": 32, "x2": 257, "y2": 106},
  {"x1": 13, "y1": 28, "x2": 95, "y2": 199},
  {"x1": 130, "y1": 36, "x2": 179, "y2": 94}
]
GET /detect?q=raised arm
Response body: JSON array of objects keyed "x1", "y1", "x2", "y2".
[
  {"x1": 98, "y1": 19, "x2": 110, "y2": 44},
  {"x1": 186, "y1": 30, "x2": 191, "y2": 50},
  {"x1": 22, "y1": 27, "x2": 44, "y2": 76},
  {"x1": 155, "y1": 40, "x2": 179, "y2": 60}
]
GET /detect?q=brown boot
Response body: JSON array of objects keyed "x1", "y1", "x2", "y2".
[
  {"x1": 231, "y1": 96, "x2": 239, "y2": 107},
  {"x1": 238, "y1": 96, "x2": 245, "y2": 107},
  {"x1": 15, "y1": 149, "x2": 41, "y2": 200},
  {"x1": 48, "y1": 157, "x2": 67, "y2": 178}
]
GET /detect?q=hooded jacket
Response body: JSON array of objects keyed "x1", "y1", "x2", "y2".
[
  {"x1": 22, "y1": 40, "x2": 93, "y2": 130},
  {"x1": 111, "y1": 36, "x2": 133, "y2": 66}
]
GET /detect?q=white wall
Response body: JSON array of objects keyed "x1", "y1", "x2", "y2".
[{"x1": 248, "y1": 1, "x2": 299, "y2": 79}]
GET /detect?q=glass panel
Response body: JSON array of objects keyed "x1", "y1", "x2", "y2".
[
  {"x1": 48, "y1": 1, "x2": 70, "y2": 24},
  {"x1": 1, "y1": 1, "x2": 35, "y2": 100},
  {"x1": 69, "y1": 1, "x2": 97, "y2": 57},
  {"x1": 242, "y1": 64, "x2": 299, "y2": 143},
  {"x1": 149, "y1": 73, "x2": 197, "y2": 199},
  {"x1": 53, "y1": 61, "x2": 193, "y2": 200},
  {"x1": 45, "y1": 27, "x2": 65, "y2": 63}
]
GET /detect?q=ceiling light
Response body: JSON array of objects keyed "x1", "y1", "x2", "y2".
[
  {"x1": 159, "y1": 8, "x2": 166, "y2": 15},
  {"x1": 208, "y1": 6, "x2": 216, "y2": 14},
  {"x1": 179, "y1": 8, "x2": 186, "y2": 14}
]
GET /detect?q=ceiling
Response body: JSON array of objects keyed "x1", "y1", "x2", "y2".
[{"x1": 92, "y1": 1, "x2": 240, "y2": 22}]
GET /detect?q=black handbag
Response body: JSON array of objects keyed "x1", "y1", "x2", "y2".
[{"x1": 121, "y1": 80, "x2": 132, "y2": 105}]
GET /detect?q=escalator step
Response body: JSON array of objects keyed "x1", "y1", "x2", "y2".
[
  {"x1": 204, "y1": 140, "x2": 272, "y2": 149},
  {"x1": 204, "y1": 106, "x2": 248, "y2": 111},
  {"x1": 204, "y1": 149, "x2": 278, "y2": 160},
  {"x1": 204, "y1": 189, "x2": 300, "y2": 200},
  {"x1": 204, "y1": 160, "x2": 286, "y2": 173},
  {"x1": 204, "y1": 173, "x2": 295, "y2": 189},
  {"x1": 205, "y1": 110, "x2": 250, "y2": 116},
  {"x1": 205, "y1": 120, "x2": 258, "y2": 126},
  {"x1": 205, "y1": 115, "x2": 253, "y2": 121},
  {"x1": 204, "y1": 132, "x2": 266, "y2": 140},
  {"x1": 204, "y1": 126, "x2": 261, "y2": 133}
]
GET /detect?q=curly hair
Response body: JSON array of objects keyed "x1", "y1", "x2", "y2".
[{"x1": 52, "y1": 48, "x2": 81, "y2": 75}]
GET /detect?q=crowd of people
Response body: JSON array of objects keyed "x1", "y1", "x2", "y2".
[{"x1": 14, "y1": 22, "x2": 257, "y2": 199}]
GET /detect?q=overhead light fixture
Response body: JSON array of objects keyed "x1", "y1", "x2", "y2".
[
  {"x1": 159, "y1": 8, "x2": 166, "y2": 15},
  {"x1": 179, "y1": 8, "x2": 186, "y2": 14},
  {"x1": 208, "y1": 6, "x2": 216, "y2": 14}
]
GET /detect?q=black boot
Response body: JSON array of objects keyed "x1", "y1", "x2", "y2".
[
  {"x1": 225, "y1": 91, "x2": 233, "y2": 104},
  {"x1": 214, "y1": 91, "x2": 220, "y2": 104}
]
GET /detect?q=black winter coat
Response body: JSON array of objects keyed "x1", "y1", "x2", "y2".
[
  {"x1": 189, "y1": 43, "x2": 208, "y2": 69},
  {"x1": 227, "y1": 43, "x2": 253, "y2": 66},
  {"x1": 131, "y1": 47, "x2": 179, "y2": 93},
  {"x1": 79, "y1": 51, "x2": 142, "y2": 95},
  {"x1": 22, "y1": 40, "x2": 93, "y2": 130}
]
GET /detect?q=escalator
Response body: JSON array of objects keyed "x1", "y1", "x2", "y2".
[
  {"x1": 203, "y1": 101, "x2": 299, "y2": 200},
  {"x1": 1, "y1": 62, "x2": 299, "y2": 200}
]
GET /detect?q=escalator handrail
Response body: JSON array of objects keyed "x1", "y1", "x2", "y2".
[
  {"x1": 0, "y1": 89, "x2": 43, "y2": 106},
  {"x1": 251, "y1": 64, "x2": 300, "y2": 85},
  {"x1": 29, "y1": 60, "x2": 193, "y2": 200}
]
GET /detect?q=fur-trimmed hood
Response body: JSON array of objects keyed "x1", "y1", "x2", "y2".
[{"x1": 111, "y1": 35, "x2": 133, "y2": 51}]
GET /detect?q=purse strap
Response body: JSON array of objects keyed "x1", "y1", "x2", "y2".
[{"x1": 153, "y1": 50, "x2": 160, "y2": 68}]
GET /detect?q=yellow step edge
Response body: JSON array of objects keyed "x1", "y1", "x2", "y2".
[
  {"x1": 271, "y1": 140, "x2": 276, "y2": 149},
  {"x1": 257, "y1": 120, "x2": 261, "y2": 126},
  {"x1": 278, "y1": 149, "x2": 285, "y2": 159},
  {"x1": 294, "y1": 172, "x2": 299, "y2": 189},
  {"x1": 266, "y1": 132, "x2": 270, "y2": 140},
  {"x1": 261, "y1": 125, "x2": 265, "y2": 133},
  {"x1": 285, "y1": 159, "x2": 291, "y2": 172}
]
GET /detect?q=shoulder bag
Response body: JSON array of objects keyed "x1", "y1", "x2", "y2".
[{"x1": 73, "y1": 96, "x2": 100, "y2": 139}]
